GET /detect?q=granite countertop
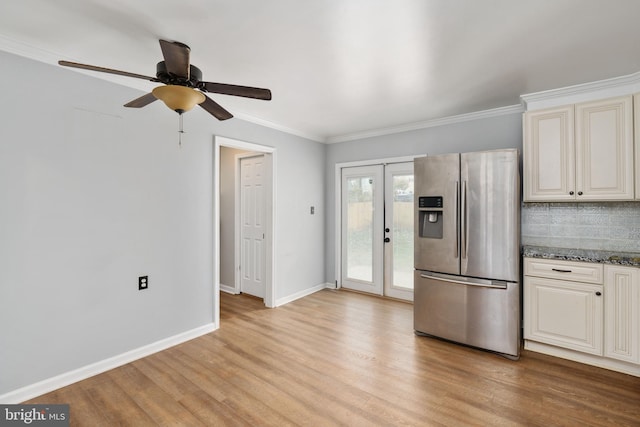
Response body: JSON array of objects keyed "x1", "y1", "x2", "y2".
[{"x1": 522, "y1": 245, "x2": 640, "y2": 267}]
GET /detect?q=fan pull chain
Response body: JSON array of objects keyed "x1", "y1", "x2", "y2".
[{"x1": 178, "y1": 113, "x2": 185, "y2": 147}]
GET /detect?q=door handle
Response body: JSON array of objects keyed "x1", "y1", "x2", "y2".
[
  {"x1": 462, "y1": 180, "x2": 468, "y2": 260},
  {"x1": 420, "y1": 273, "x2": 507, "y2": 289},
  {"x1": 454, "y1": 181, "x2": 459, "y2": 259}
]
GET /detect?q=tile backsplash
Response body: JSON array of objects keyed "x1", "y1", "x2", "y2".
[{"x1": 521, "y1": 202, "x2": 640, "y2": 253}]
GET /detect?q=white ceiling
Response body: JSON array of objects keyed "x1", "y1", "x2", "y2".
[{"x1": 2, "y1": 0, "x2": 640, "y2": 143}]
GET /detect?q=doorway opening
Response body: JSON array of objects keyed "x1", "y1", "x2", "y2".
[{"x1": 214, "y1": 136, "x2": 275, "y2": 327}]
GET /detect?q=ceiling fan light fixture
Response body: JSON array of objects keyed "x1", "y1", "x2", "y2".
[
  {"x1": 152, "y1": 85, "x2": 205, "y2": 114},
  {"x1": 59, "y1": 40, "x2": 270, "y2": 121}
]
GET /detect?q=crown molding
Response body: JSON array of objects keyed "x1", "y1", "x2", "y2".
[
  {"x1": 232, "y1": 112, "x2": 325, "y2": 142},
  {"x1": 325, "y1": 104, "x2": 524, "y2": 144},
  {"x1": 0, "y1": 34, "x2": 157, "y2": 93},
  {"x1": 0, "y1": 33, "x2": 61, "y2": 65},
  {"x1": 521, "y1": 71, "x2": 640, "y2": 111}
]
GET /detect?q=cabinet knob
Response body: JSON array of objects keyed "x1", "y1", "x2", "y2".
[
  {"x1": 569, "y1": 191, "x2": 574, "y2": 195},
  {"x1": 595, "y1": 291, "x2": 602, "y2": 296},
  {"x1": 578, "y1": 191, "x2": 583, "y2": 196}
]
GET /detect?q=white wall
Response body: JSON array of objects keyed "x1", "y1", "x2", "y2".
[
  {"x1": 324, "y1": 113, "x2": 524, "y2": 283},
  {"x1": 272, "y1": 134, "x2": 327, "y2": 300},
  {"x1": 0, "y1": 50, "x2": 325, "y2": 397}
]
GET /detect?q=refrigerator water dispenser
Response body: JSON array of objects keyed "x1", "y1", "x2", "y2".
[{"x1": 418, "y1": 196, "x2": 443, "y2": 239}]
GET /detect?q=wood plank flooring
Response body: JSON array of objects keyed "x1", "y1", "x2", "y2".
[{"x1": 27, "y1": 289, "x2": 640, "y2": 426}]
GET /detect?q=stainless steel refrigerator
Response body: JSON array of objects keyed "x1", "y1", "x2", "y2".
[{"x1": 413, "y1": 149, "x2": 520, "y2": 358}]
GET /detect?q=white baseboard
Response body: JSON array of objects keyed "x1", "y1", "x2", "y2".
[
  {"x1": 220, "y1": 283, "x2": 238, "y2": 294},
  {"x1": 274, "y1": 283, "x2": 333, "y2": 307},
  {"x1": 0, "y1": 323, "x2": 217, "y2": 404},
  {"x1": 524, "y1": 340, "x2": 640, "y2": 377}
]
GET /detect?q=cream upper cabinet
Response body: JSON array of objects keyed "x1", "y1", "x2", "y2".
[
  {"x1": 604, "y1": 265, "x2": 640, "y2": 364},
  {"x1": 523, "y1": 105, "x2": 575, "y2": 201},
  {"x1": 523, "y1": 95, "x2": 634, "y2": 202},
  {"x1": 575, "y1": 96, "x2": 634, "y2": 201}
]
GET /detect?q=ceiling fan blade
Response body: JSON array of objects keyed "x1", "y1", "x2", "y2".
[
  {"x1": 201, "y1": 81, "x2": 272, "y2": 100},
  {"x1": 124, "y1": 92, "x2": 157, "y2": 108},
  {"x1": 159, "y1": 40, "x2": 190, "y2": 79},
  {"x1": 58, "y1": 60, "x2": 156, "y2": 81},
  {"x1": 199, "y1": 96, "x2": 233, "y2": 120}
]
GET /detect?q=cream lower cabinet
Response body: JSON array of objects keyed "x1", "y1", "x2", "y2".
[
  {"x1": 524, "y1": 258, "x2": 640, "y2": 376},
  {"x1": 525, "y1": 276, "x2": 603, "y2": 355},
  {"x1": 523, "y1": 95, "x2": 634, "y2": 202},
  {"x1": 524, "y1": 258, "x2": 604, "y2": 355}
]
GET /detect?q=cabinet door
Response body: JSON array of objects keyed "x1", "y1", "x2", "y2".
[
  {"x1": 575, "y1": 95, "x2": 634, "y2": 200},
  {"x1": 523, "y1": 106, "x2": 575, "y2": 201},
  {"x1": 524, "y1": 276, "x2": 603, "y2": 355},
  {"x1": 604, "y1": 266, "x2": 640, "y2": 363}
]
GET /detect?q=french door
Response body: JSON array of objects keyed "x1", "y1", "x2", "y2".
[{"x1": 340, "y1": 162, "x2": 414, "y2": 301}]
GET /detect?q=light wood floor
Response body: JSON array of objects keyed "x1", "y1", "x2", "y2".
[{"x1": 27, "y1": 289, "x2": 640, "y2": 426}]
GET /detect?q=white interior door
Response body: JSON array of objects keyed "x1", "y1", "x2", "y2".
[
  {"x1": 341, "y1": 162, "x2": 414, "y2": 301},
  {"x1": 341, "y1": 165, "x2": 384, "y2": 295},
  {"x1": 383, "y1": 162, "x2": 414, "y2": 301},
  {"x1": 240, "y1": 155, "x2": 265, "y2": 298}
]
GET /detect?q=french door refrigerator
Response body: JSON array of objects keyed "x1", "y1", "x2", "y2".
[{"x1": 413, "y1": 149, "x2": 520, "y2": 358}]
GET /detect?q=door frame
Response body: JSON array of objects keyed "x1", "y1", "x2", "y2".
[
  {"x1": 214, "y1": 136, "x2": 276, "y2": 328},
  {"x1": 334, "y1": 155, "x2": 417, "y2": 291}
]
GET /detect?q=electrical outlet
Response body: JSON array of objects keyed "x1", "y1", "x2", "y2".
[
  {"x1": 139, "y1": 276, "x2": 148, "y2": 290},
  {"x1": 310, "y1": 206, "x2": 315, "y2": 214}
]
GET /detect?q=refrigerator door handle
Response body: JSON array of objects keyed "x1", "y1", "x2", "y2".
[
  {"x1": 461, "y1": 180, "x2": 467, "y2": 260},
  {"x1": 454, "y1": 181, "x2": 459, "y2": 259},
  {"x1": 419, "y1": 273, "x2": 508, "y2": 290}
]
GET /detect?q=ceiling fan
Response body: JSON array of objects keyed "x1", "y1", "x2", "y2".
[{"x1": 58, "y1": 39, "x2": 272, "y2": 121}]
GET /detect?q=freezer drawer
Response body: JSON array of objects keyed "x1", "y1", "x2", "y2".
[{"x1": 414, "y1": 270, "x2": 521, "y2": 357}]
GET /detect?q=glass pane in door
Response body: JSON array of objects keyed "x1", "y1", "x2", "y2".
[
  {"x1": 346, "y1": 176, "x2": 374, "y2": 282},
  {"x1": 392, "y1": 173, "x2": 414, "y2": 289}
]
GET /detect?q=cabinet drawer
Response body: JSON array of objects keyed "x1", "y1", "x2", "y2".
[{"x1": 524, "y1": 258, "x2": 603, "y2": 284}]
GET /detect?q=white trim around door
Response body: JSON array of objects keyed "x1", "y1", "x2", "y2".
[{"x1": 214, "y1": 136, "x2": 276, "y2": 328}]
